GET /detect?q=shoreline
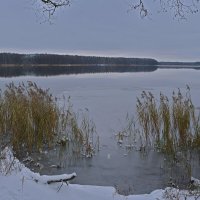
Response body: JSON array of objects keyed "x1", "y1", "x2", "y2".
[{"x1": 0, "y1": 64, "x2": 156, "y2": 67}]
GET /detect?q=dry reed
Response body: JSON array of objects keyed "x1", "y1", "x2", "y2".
[
  {"x1": 0, "y1": 82, "x2": 98, "y2": 158},
  {"x1": 136, "y1": 86, "x2": 200, "y2": 156}
]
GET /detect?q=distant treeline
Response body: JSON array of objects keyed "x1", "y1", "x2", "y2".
[
  {"x1": 0, "y1": 53, "x2": 158, "y2": 66},
  {"x1": 159, "y1": 61, "x2": 200, "y2": 66}
]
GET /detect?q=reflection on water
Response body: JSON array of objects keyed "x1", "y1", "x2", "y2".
[
  {"x1": 0, "y1": 65, "x2": 157, "y2": 77},
  {"x1": 0, "y1": 65, "x2": 200, "y2": 77}
]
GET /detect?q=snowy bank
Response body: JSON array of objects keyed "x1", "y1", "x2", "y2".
[{"x1": 0, "y1": 147, "x2": 199, "y2": 200}]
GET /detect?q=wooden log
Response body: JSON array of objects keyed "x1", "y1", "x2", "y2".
[
  {"x1": 33, "y1": 172, "x2": 77, "y2": 184},
  {"x1": 47, "y1": 174, "x2": 76, "y2": 184}
]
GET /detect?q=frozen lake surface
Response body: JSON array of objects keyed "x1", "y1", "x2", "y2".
[{"x1": 1, "y1": 68, "x2": 200, "y2": 194}]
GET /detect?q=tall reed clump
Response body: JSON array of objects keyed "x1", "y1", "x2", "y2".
[
  {"x1": 0, "y1": 82, "x2": 98, "y2": 158},
  {"x1": 0, "y1": 82, "x2": 59, "y2": 153},
  {"x1": 136, "y1": 86, "x2": 200, "y2": 156}
]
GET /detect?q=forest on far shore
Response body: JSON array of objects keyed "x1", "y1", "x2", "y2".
[{"x1": 0, "y1": 53, "x2": 158, "y2": 66}]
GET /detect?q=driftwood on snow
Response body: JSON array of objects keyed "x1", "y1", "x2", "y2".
[
  {"x1": 33, "y1": 172, "x2": 77, "y2": 185},
  {"x1": 47, "y1": 174, "x2": 76, "y2": 184}
]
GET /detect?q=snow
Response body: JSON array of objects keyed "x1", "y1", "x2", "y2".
[
  {"x1": 191, "y1": 177, "x2": 200, "y2": 187},
  {"x1": 0, "y1": 148, "x2": 199, "y2": 200},
  {"x1": 0, "y1": 173, "x2": 163, "y2": 200}
]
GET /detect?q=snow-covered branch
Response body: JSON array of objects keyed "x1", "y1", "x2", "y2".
[{"x1": 34, "y1": 173, "x2": 77, "y2": 184}]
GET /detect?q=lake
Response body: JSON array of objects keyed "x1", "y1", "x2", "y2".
[{"x1": 1, "y1": 66, "x2": 200, "y2": 194}]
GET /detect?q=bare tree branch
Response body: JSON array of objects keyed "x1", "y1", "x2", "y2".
[
  {"x1": 129, "y1": 0, "x2": 199, "y2": 19},
  {"x1": 35, "y1": 0, "x2": 199, "y2": 20},
  {"x1": 35, "y1": 0, "x2": 71, "y2": 21},
  {"x1": 129, "y1": 0, "x2": 148, "y2": 18},
  {"x1": 41, "y1": 0, "x2": 70, "y2": 16}
]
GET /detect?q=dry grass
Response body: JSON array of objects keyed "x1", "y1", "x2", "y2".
[
  {"x1": 0, "y1": 81, "x2": 58, "y2": 153},
  {"x1": 0, "y1": 82, "x2": 98, "y2": 158},
  {"x1": 136, "y1": 86, "x2": 200, "y2": 156},
  {"x1": 57, "y1": 97, "x2": 98, "y2": 158},
  {"x1": 133, "y1": 86, "x2": 200, "y2": 187}
]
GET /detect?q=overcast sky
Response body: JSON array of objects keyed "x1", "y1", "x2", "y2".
[{"x1": 0, "y1": 0, "x2": 200, "y2": 61}]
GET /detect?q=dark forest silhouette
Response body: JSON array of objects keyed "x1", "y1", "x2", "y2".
[{"x1": 0, "y1": 53, "x2": 158, "y2": 66}]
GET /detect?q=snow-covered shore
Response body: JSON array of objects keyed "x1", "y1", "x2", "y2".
[{"x1": 0, "y1": 147, "x2": 199, "y2": 200}]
